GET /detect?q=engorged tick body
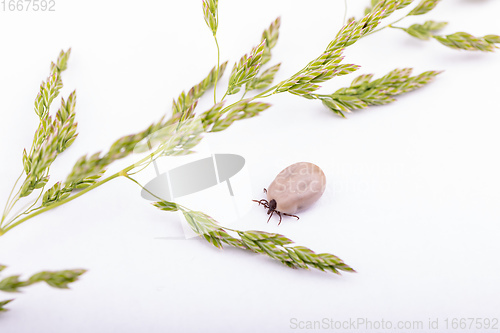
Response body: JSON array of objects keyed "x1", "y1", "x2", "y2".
[{"x1": 253, "y1": 162, "x2": 326, "y2": 224}]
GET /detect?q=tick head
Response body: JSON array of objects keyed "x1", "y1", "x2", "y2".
[{"x1": 267, "y1": 199, "x2": 277, "y2": 215}]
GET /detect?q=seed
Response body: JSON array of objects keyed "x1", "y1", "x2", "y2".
[{"x1": 253, "y1": 162, "x2": 326, "y2": 224}]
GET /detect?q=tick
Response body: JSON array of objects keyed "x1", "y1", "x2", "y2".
[{"x1": 253, "y1": 162, "x2": 326, "y2": 225}]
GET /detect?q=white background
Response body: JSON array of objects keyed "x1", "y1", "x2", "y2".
[{"x1": 1, "y1": 0, "x2": 500, "y2": 332}]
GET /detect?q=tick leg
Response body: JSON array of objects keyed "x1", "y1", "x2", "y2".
[
  {"x1": 267, "y1": 211, "x2": 274, "y2": 223},
  {"x1": 283, "y1": 212, "x2": 300, "y2": 220},
  {"x1": 277, "y1": 211, "x2": 283, "y2": 225},
  {"x1": 252, "y1": 199, "x2": 269, "y2": 208}
]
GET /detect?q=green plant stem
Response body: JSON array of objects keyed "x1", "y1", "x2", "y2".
[
  {"x1": 2, "y1": 195, "x2": 21, "y2": 227},
  {"x1": 19, "y1": 188, "x2": 44, "y2": 216},
  {"x1": 1, "y1": 172, "x2": 24, "y2": 225},
  {"x1": 364, "y1": 15, "x2": 407, "y2": 37},
  {"x1": 0, "y1": 173, "x2": 119, "y2": 234},
  {"x1": 343, "y1": 0, "x2": 348, "y2": 26},
  {"x1": 123, "y1": 174, "x2": 164, "y2": 202},
  {"x1": 2, "y1": 172, "x2": 23, "y2": 214},
  {"x1": 240, "y1": 90, "x2": 248, "y2": 100},
  {"x1": 220, "y1": 90, "x2": 228, "y2": 103},
  {"x1": 4, "y1": 181, "x2": 49, "y2": 228},
  {"x1": 389, "y1": 25, "x2": 406, "y2": 31},
  {"x1": 213, "y1": 35, "x2": 221, "y2": 104},
  {"x1": 123, "y1": 176, "x2": 241, "y2": 235},
  {"x1": 250, "y1": 86, "x2": 276, "y2": 100},
  {"x1": 0, "y1": 152, "x2": 156, "y2": 235},
  {"x1": 127, "y1": 156, "x2": 154, "y2": 176},
  {"x1": 217, "y1": 85, "x2": 276, "y2": 115}
]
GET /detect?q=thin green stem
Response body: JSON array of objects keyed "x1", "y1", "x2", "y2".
[
  {"x1": 1, "y1": 171, "x2": 24, "y2": 225},
  {"x1": 1, "y1": 172, "x2": 121, "y2": 234},
  {"x1": 3, "y1": 195, "x2": 21, "y2": 225},
  {"x1": 252, "y1": 86, "x2": 277, "y2": 99},
  {"x1": 257, "y1": 91, "x2": 275, "y2": 99},
  {"x1": 389, "y1": 25, "x2": 406, "y2": 31},
  {"x1": 3, "y1": 198, "x2": 38, "y2": 228},
  {"x1": 124, "y1": 177, "x2": 239, "y2": 237},
  {"x1": 364, "y1": 15, "x2": 408, "y2": 37},
  {"x1": 343, "y1": 0, "x2": 348, "y2": 26},
  {"x1": 314, "y1": 94, "x2": 330, "y2": 98},
  {"x1": 0, "y1": 152, "x2": 156, "y2": 235},
  {"x1": 4, "y1": 178, "x2": 50, "y2": 227},
  {"x1": 123, "y1": 175, "x2": 165, "y2": 202},
  {"x1": 220, "y1": 90, "x2": 228, "y2": 103},
  {"x1": 127, "y1": 156, "x2": 154, "y2": 176},
  {"x1": 217, "y1": 85, "x2": 276, "y2": 116},
  {"x1": 213, "y1": 35, "x2": 221, "y2": 104},
  {"x1": 3, "y1": 203, "x2": 40, "y2": 230},
  {"x1": 18, "y1": 189, "x2": 44, "y2": 217},
  {"x1": 0, "y1": 171, "x2": 24, "y2": 227},
  {"x1": 240, "y1": 90, "x2": 248, "y2": 101}
]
